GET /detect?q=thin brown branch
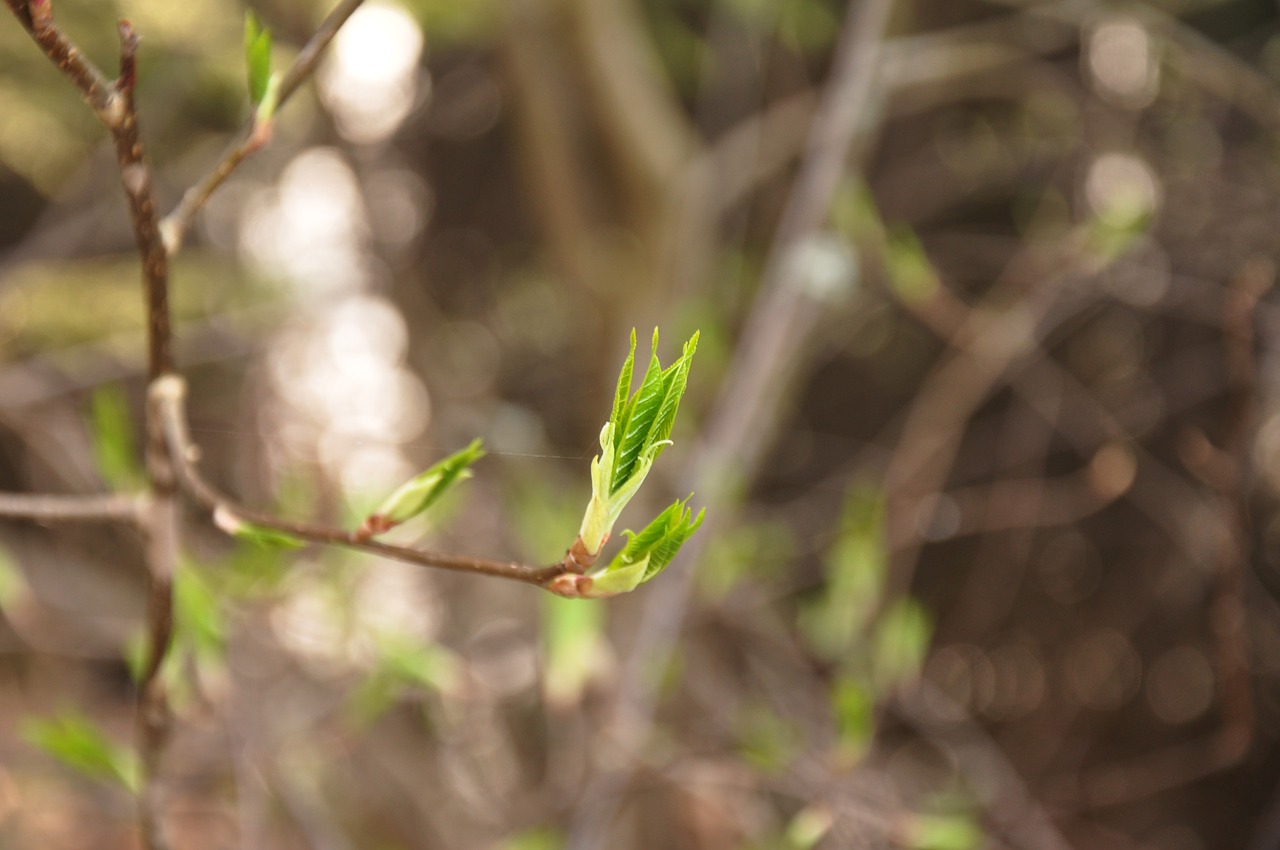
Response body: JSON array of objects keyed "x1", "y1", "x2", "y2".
[
  {"x1": 3, "y1": 0, "x2": 122, "y2": 126},
  {"x1": 112, "y1": 20, "x2": 172, "y2": 380},
  {"x1": 150, "y1": 376, "x2": 564, "y2": 587},
  {"x1": 0, "y1": 491, "x2": 145, "y2": 523},
  {"x1": 160, "y1": 0, "x2": 367, "y2": 254}
]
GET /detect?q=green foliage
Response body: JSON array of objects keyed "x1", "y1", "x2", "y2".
[
  {"x1": 541, "y1": 593, "x2": 606, "y2": 706},
  {"x1": 23, "y1": 713, "x2": 139, "y2": 792},
  {"x1": 174, "y1": 563, "x2": 226, "y2": 664},
  {"x1": 363, "y1": 439, "x2": 485, "y2": 535},
  {"x1": 578, "y1": 329, "x2": 700, "y2": 560},
  {"x1": 697, "y1": 519, "x2": 793, "y2": 600},
  {"x1": 88, "y1": 384, "x2": 144, "y2": 490},
  {"x1": 885, "y1": 227, "x2": 939, "y2": 303},
  {"x1": 799, "y1": 488, "x2": 885, "y2": 660},
  {"x1": 872, "y1": 598, "x2": 932, "y2": 691},
  {"x1": 587, "y1": 497, "x2": 704, "y2": 596},
  {"x1": 349, "y1": 634, "x2": 462, "y2": 725},
  {"x1": 737, "y1": 703, "x2": 803, "y2": 773},
  {"x1": 831, "y1": 676, "x2": 874, "y2": 764},
  {"x1": 501, "y1": 827, "x2": 563, "y2": 850},
  {"x1": 785, "y1": 804, "x2": 834, "y2": 849},
  {"x1": 903, "y1": 812, "x2": 983, "y2": 850},
  {"x1": 243, "y1": 12, "x2": 277, "y2": 108}
]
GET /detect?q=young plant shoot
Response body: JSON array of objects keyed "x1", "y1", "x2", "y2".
[
  {"x1": 335, "y1": 330, "x2": 701, "y2": 598},
  {"x1": 550, "y1": 329, "x2": 703, "y2": 598},
  {"x1": 357, "y1": 438, "x2": 486, "y2": 540}
]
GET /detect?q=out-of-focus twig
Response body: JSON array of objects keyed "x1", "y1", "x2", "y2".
[
  {"x1": 565, "y1": 1, "x2": 898, "y2": 845},
  {"x1": 160, "y1": 0, "x2": 367, "y2": 255},
  {"x1": 0, "y1": 491, "x2": 145, "y2": 523}
]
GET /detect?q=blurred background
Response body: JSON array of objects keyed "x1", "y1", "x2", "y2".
[{"x1": 2, "y1": 0, "x2": 1280, "y2": 847}]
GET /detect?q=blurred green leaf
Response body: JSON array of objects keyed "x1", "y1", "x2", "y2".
[
  {"x1": 349, "y1": 634, "x2": 462, "y2": 725},
  {"x1": 872, "y1": 598, "x2": 932, "y2": 691},
  {"x1": 501, "y1": 827, "x2": 562, "y2": 850},
  {"x1": 799, "y1": 487, "x2": 886, "y2": 659},
  {"x1": 174, "y1": 564, "x2": 225, "y2": 663},
  {"x1": 23, "y1": 713, "x2": 139, "y2": 792},
  {"x1": 244, "y1": 11, "x2": 273, "y2": 106},
  {"x1": 541, "y1": 593, "x2": 606, "y2": 707},
  {"x1": 89, "y1": 384, "x2": 143, "y2": 490},
  {"x1": 697, "y1": 520, "x2": 794, "y2": 600},
  {"x1": 885, "y1": 227, "x2": 939, "y2": 303},
  {"x1": 903, "y1": 812, "x2": 983, "y2": 850},
  {"x1": 364, "y1": 439, "x2": 485, "y2": 535},
  {"x1": 831, "y1": 676, "x2": 875, "y2": 764},
  {"x1": 785, "y1": 804, "x2": 833, "y2": 849},
  {"x1": 738, "y1": 704, "x2": 802, "y2": 773}
]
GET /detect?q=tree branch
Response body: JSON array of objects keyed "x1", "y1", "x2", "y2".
[
  {"x1": 160, "y1": 0, "x2": 367, "y2": 254},
  {"x1": 2, "y1": 0, "x2": 122, "y2": 126},
  {"x1": 150, "y1": 376, "x2": 564, "y2": 588},
  {"x1": 0, "y1": 491, "x2": 145, "y2": 523}
]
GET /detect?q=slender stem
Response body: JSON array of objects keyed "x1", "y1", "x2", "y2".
[
  {"x1": 113, "y1": 21, "x2": 172, "y2": 380},
  {"x1": 160, "y1": 0, "x2": 367, "y2": 254},
  {"x1": 150, "y1": 376, "x2": 564, "y2": 587},
  {"x1": 2, "y1": 0, "x2": 122, "y2": 126},
  {"x1": 0, "y1": 491, "x2": 145, "y2": 523}
]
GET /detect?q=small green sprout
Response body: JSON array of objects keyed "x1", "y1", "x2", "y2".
[{"x1": 358, "y1": 439, "x2": 485, "y2": 539}]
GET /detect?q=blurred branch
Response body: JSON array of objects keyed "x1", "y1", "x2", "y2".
[
  {"x1": 2, "y1": 0, "x2": 121, "y2": 125},
  {"x1": 566, "y1": 0, "x2": 899, "y2": 845},
  {"x1": 160, "y1": 0, "x2": 367, "y2": 255},
  {"x1": 150, "y1": 376, "x2": 565, "y2": 588},
  {"x1": 0, "y1": 491, "x2": 144, "y2": 523}
]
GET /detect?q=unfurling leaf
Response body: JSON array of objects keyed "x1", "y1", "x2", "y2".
[
  {"x1": 244, "y1": 12, "x2": 273, "y2": 107},
  {"x1": 213, "y1": 505, "x2": 305, "y2": 549},
  {"x1": 577, "y1": 497, "x2": 704, "y2": 597},
  {"x1": 575, "y1": 330, "x2": 700, "y2": 562},
  {"x1": 360, "y1": 439, "x2": 485, "y2": 538}
]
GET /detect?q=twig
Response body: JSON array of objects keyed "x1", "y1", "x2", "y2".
[
  {"x1": 160, "y1": 0, "x2": 367, "y2": 254},
  {"x1": 150, "y1": 376, "x2": 564, "y2": 588},
  {"x1": 0, "y1": 491, "x2": 145, "y2": 523},
  {"x1": 1, "y1": 0, "x2": 122, "y2": 125}
]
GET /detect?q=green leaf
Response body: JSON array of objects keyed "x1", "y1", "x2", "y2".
[
  {"x1": 576, "y1": 329, "x2": 701, "y2": 563},
  {"x1": 584, "y1": 497, "x2": 704, "y2": 596},
  {"x1": 612, "y1": 329, "x2": 664, "y2": 491},
  {"x1": 904, "y1": 813, "x2": 983, "y2": 850},
  {"x1": 831, "y1": 676, "x2": 874, "y2": 764},
  {"x1": 244, "y1": 11, "x2": 273, "y2": 107},
  {"x1": 609, "y1": 329, "x2": 638, "y2": 431},
  {"x1": 363, "y1": 439, "x2": 485, "y2": 535},
  {"x1": 872, "y1": 598, "x2": 932, "y2": 690},
  {"x1": 89, "y1": 384, "x2": 143, "y2": 490},
  {"x1": 612, "y1": 330, "x2": 699, "y2": 492},
  {"x1": 785, "y1": 804, "x2": 833, "y2": 849},
  {"x1": 213, "y1": 506, "x2": 306, "y2": 549},
  {"x1": 798, "y1": 486, "x2": 886, "y2": 659},
  {"x1": 23, "y1": 713, "x2": 139, "y2": 792},
  {"x1": 502, "y1": 827, "x2": 563, "y2": 850},
  {"x1": 541, "y1": 593, "x2": 607, "y2": 706},
  {"x1": 174, "y1": 566, "x2": 225, "y2": 663}
]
